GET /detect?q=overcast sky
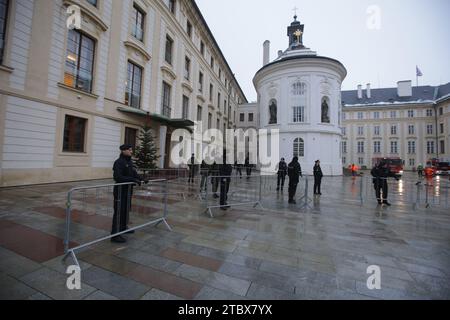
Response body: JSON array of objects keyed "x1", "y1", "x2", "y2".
[{"x1": 195, "y1": 0, "x2": 450, "y2": 102}]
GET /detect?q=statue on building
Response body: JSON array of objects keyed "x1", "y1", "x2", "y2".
[
  {"x1": 269, "y1": 100, "x2": 277, "y2": 124},
  {"x1": 321, "y1": 98, "x2": 330, "y2": 123}
]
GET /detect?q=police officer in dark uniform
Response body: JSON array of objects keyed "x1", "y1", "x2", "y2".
[
  {"x1": 276, "y1": 158, "x2": 288, "y2": 191},
  {"x1": 371, "y1": 159, "x2": 399, "y2": 206},
  {"x1": 313, "y1": 160, "x2": 323, "y2": 195},
  {"x1": 188, "y1": 153, "x2": 196, "y2": 183},
  {"x1": 288, "y1": 156, "x2": 302, "y2": 204},
  {"x1": 210, "y1": 161, "x2": 220, "y2": 198},
  {"x1": 219, "y1": 152, "x2": 233, "y2": 210},
  {"x1": 111, "y1": 144, "x2": 144, "y2": 243}
]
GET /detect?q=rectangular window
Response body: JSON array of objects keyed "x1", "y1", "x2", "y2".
[
  {"x1": 408, "y1": 110, "x2": 414, "y2": 118},
  {"x1": 358, "y1": 157, "x2": 364, "y2": 165},
  {"x1": 342, "y1": 127, "x2": 346, "y2": 136},
  {"x1": 208, "y1": 113, "x2": 212, "y2": 129},
  {"x1": 426, "y1": 109, "x2": 433, "y2": 117},
  {"x1": 427, "y1": 141, "x2": 435, "y2": 154},
  {"x1": 216, "y1": 119, "x2": 220, "y2": 129},
  {"x1": 197, "y1": 105, "x2": 202, "y2": 121},
  {"x1": 240, "y1": 113, "x2": 245, "y2": 122},
  {"x1": 293, "y1": 106, "x2": 305, "y2": 123},
  {"x1": 440, "y1": 123, "x2": 444, "y2": 134},
  {"x1": 198, "y1": 72, "x2": 203, "y2": 92},
  {"x1": 409, "y1": 159, "x2": 415, "y2": 167},
  {"x1": 184, "y1": 56, "x2": 190, "y2": 80},
  {"x1": 125, "y1": 61, "x2": 142, "y2": 108},
  {"x1": 186, "y1": 20, "x2": 192, "y2": 38},
  {"x1": 209, "y1": 84, "x2": 213, "y2": 102},
  {"x1": 390, "y1": 111, "x2": 396, "y2": 119},
  {"x1": 131, "y1": 4, "x2": 145, "y2": 42},
  {"x1": 165, "y1": 35, "x2": 173, "y2": 64},
  {"x1": 374, "y1": 126, "x2": 380, "y2": 136},
  {"x1": 374, "y1": 112, "x2": 380, "y2": 119},
  {"x1": 169, "y1": 0, "x2": 176, "y2": 13},
  {"x1": 218, "y1": 92, "x2": 221, "y2": 109},
  {"x1": 64, "y1": 29, "x2": 95, "y2": 93},
  {"x1": 357, "y1": 141, "x2": 365, "y2": 153},
  {"x1": 342, "y1": 112, "x2": 346, "y2": 120},
  {"x1": 0, "y1": 0, "x2": 8, "y2": 64},
  {"x1": 182, "y1": 95, "x2": 189, "y2": 119},
  {"x1": 408, "y1": 141, "x2": 416, "y2": 154},
  {"x1": 358, "y1": 126, "x2": 364, "y2": 136},
  {"x1": 162, "y1": 82, "x2": 171, "y2": 118},
  {"x1": 63, "y1": 115, "x2": 87, "y2": 153},
  {"x1": 210, "y1": 56, "x2": 214, "y2": 69},
  {"x1": 408, "y1": 125, "x2": 415, "y2": 135},
  {"x1": 439, "y1": 107, "x2": 443, "y2": 116},
  {"x1": 342, "y1": 157, "x2": 346, "y2": 164},
  {"x1": 390, "y1": 141, "x2": 398, "y2": 154},
  {"x1": 224, "y1": 100, "x2": 227, "y2": 114},
  {"x1": 357, "y1": 112, "x2": 363, "y2": 120},
  {"x1": 219, "y1": 68, "x2": 222, "y2": 80},
  {"x1": 427, "y1": 124, "x2": 433, "y2": 135},
  {"x1": 200, "y1": 41, "x2": 205, "y2": 56},
  {"x1": 440, "y1": 140, "x2": 445, "y2": 154},
  {"x1": 248, "y1": 113, "x2": 254, "y2": 122},
  {"x1": 125, "y1": 127, "x2": 138, "y2": 150},
  {"x1": 391, "y1": 125, "x2": 397, "y2": 135},
  {"x1": 373, "y1": 141, "x2": 381, "y2": 154},
  {"x1": 87, "y1": 0, "x2": 97, "y2": 6},
  {"x1": 342, "y1": 141, "x2": 347, "y2": 154}
]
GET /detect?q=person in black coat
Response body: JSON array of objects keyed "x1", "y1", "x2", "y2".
[
  {"x1": 276, "y1": 158, "x2": 288, "y2": 191},
  {"x1": 288, "y1": 156, "x2": 302, "y2": 204},
  {"x1": 313, "y1": 160, "x2": 323, "y2": 195},
  {"x1": 111, "y1": 144, "x2": 144, "y2": 243},
  {"x1": 371, "y1": 159, "x2": 399, "y2": 206},
  {"x1": 219, "y1": 153, "x2": 233, "y2": 210},
  {"x1": 245, "y1": 154, "x2": 252, "y2": 179},
  {"x1": 188, "y1": 153, "x2": 196, "y2": 183}
]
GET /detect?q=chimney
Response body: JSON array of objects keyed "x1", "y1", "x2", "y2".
[
  {"x1": 277, "y1": 50, "x2": 283, "y2": 58},
  {"x1": 263, "y1": 40, "x2": 270, "y2": 66},
  {"x1": 397, "y1": 80, "x2": 412, "y2": 97},
  {"x1": 366, "y1": 83, "x2": 371, "y2": 99},
  {"x1": 357, "y1": 85, "x2": 362, "y2": 99}
]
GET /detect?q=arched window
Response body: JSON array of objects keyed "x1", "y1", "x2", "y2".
[
  {"x1": 269, "y1": 99, "x2": 277, "y2": 124},
  {"x1": 293, "y1": 138, "x2": 305, "y2": 158},
  {"x1": 321, "y1": 97, "x2": 330, "y2": 123},
  {"x1": 292, "y1": 82, "x2": 306, "y2": 96}
]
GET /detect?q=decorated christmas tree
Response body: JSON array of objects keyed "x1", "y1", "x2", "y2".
[{"x1": 135, "y1": 124, "x2": 160, "y2": 171}]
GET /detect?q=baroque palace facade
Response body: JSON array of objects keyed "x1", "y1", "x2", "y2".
[{"x1": 0, "y1": 0, "x2": 247, "y2": 187}]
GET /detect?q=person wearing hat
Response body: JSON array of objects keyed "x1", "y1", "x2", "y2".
[
  {"x1": 287, "y1": 156, "x2": 302, "y2": 204},
  {"x1": 370, "y1": 159, "x2": 399, "y2": 206},
  {"x1": 111, "y1": 144, "x2": 144, "y2": 243},
  {"x1": 276, "y1": 158, "x2": 288, "y2": 191},
  {"x1": 313, "y1": 160, "x2": 323, "y2": 195}
]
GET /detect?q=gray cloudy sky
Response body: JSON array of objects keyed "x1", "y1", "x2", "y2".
[{"x1": 195, "y1": 0, "x2": 450, "y2": 102}]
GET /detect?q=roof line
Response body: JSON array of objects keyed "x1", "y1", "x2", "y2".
[{"x1": 191, "y1": 0, "x2": 248, "y2": 103}]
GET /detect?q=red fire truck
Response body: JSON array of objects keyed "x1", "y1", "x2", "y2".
[{"x1": 372, "y1": 157, "x2": 404, "y2": 177}]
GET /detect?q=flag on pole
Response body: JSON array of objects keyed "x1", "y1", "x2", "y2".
[{"x1": 416, "y1": 66, "x2": 423, "y2": 77}]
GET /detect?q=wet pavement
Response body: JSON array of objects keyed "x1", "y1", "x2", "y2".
[{"x1": 0, "y1": 173, "x2": 449, "y2": 300}]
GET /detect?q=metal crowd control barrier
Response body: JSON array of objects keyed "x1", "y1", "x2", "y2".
[
  {"x1": 203, "y1": 174, "x2": 263, "y2": 218},
  {"x1": 141, "y1": 168, "x2": 189, "y2": 180},
  {"x1": 62, "y1": 179, "x2": 172, "y2": 268}
]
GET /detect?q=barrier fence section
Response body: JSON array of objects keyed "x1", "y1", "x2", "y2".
[
  {"x1": 63, "y1": 179, "x2": 172, "y2": 268},
  {"x1": 202, "y1": 174, "x2": 263, "y2": 218}
]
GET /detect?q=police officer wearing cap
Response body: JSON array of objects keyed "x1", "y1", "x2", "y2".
[{"x1": 111, "y1": 144, "x2": 144, "y2": 243}]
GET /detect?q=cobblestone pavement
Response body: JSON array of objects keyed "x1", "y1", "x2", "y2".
[{"x1": 0, "y1": 173, "x2": 449, "y2": 300}]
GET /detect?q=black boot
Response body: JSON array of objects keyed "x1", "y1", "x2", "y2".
[
  {"x1": 383, "y1": 200, "x2": 391, "y2": 206},
  {"x1": 111, "y1": 235, "x2": 127, "y2": 243}
]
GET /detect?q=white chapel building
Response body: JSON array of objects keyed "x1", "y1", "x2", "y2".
[{"x1": 251, "y1": 15, "x2": 347, "y2": 175}]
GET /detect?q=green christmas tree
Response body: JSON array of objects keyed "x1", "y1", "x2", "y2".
[{"x1": 135, "y1": 124, "x2": 160, "y2": 171}]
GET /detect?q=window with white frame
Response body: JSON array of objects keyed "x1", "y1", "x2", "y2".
[
  {"x1": 358, "y1": 126, "x2": 364, "y2": 136},
  {"x1": 374, "y1": 126, "x2": 380, "y2": 136},
  {"x1": 408, "y1": 141, "x2": 416, "y2": 154},
  {"x1": 409, "y1": 159, "x2": 415, "y2": 167},
  {"x1": 426, "y1": 109, "x2": 433, "y2": 117},
  {"x1": 408, "y1": 110, "x2": 414, "y2": 118},
  {"x1": 293, "y1": 106, "x2": 305, "y2": 123},
  {"x1": 342, "y1": 127, "x2": 346, "y2": 135},
  {"x1": 357, "y1": 141, "x2": 364, "y2": 153},
  {"x1": 391, "y1": 125, "x2": 397, "y2": 135},
  {"x1": 427, "y1": 124, "x2": 433, "y2": 135},
  {"x1": 427, "y1": 141, "x2": 435, "y2": 154},
  {"x1": 374, "y1": 112, "x2": 380, "y2": 119},
  {"x1": 293, "y1": 138, "x2": 305, "y2": 157},
  {"x1": 390, "y1": 111, "x2": 396, "y2": 118},
  {"x1": 358, "y1": 157, "x2": 364, "y2": 165},
  {"x1": 342, "y1": 141, "x2": 347, "y2": 154},
  {"x1": 408, "y1": 125, "x2": 415, "y2": 135},
  {"x1": 390, "y1": 141, "x2": 398, "y2": 154},
  {"x1": 358, "y1": 112, "x2": 364, "y2": 120},
  {"x1": 292, "y1": 82, "x2": 306, "y2": 95},
  {"x1": 373, "y1": 141, "x2": 381, "y2": 154}
]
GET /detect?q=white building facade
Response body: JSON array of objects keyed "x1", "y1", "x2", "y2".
[{"x1": 252, "y1": 16, "x2": 347, "y2": 175}]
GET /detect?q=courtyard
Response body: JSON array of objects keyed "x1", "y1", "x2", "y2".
[{"x1": 0, "y1": 172, "x2": 449, "y2": 300}]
